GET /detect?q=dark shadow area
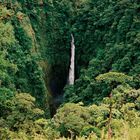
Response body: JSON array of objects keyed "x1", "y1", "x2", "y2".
[{"x1": 49, "y1": 64, "x2": 68, "y2": 117}]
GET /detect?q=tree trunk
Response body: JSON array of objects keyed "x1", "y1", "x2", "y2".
[
  {"x1": 68, "y1": 34, "x2": 75, "y2": 85},
  {"x1": 108, "y1": 93, "x2": 113, "y2": 140}
]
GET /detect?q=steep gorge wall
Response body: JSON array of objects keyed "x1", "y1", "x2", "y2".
[
  {"x1": 0, "y1": 1, "x2": 53, "y2": 116},
  {"x1": 13, "y1": 0, "x2": 66, "y2": 115}
]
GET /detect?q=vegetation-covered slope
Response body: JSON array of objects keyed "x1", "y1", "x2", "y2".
[
  {"x1": 0, "y1": 0, "x2": 140, "y2": 139},
  {"x1": 63, "y1": 0, "x2": 140, "y2": 104}
]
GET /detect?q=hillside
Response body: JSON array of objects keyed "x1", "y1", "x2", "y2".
[{"x1": 0, "y1": 0, "x2": 140, "y2": 139}]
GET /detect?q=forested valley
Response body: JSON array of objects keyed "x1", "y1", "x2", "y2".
[{"x1": 0, "y1": 0, "x2": 140, "y2": 139}]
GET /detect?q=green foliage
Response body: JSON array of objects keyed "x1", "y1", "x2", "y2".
[
  {"x1": 0, "y1": 4, "x2": 49, "y2": 113},
  {"x1": 54, "y1": 84, "x2": 140, "y2": 139},
  {"x1": 96, "y1": 72, "x2": 133, "y2": 84},
  {"x1": 53, "y1": 103, "x2": 90, "y2": 137},
  {"x1": 64, "y1": 0, "x2": 140, "y2": 104},
  {"x1": 0, "y1": 1, "x2": 140, "y2": 139},
  {"x1": 0, "y1": 4, "x2": 51, "y2": 139},
  {"x1": 80, "y1": 126, "x2": 101, "y2": 138},
  {"x1": 0, "y1": 93, "x2": 58, "y2": 140},
  {"x1": 0, "y1": 22, "x2": 15, "y2": 47}
]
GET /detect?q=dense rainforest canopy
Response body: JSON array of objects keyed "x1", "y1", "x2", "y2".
[{"x1": 0, "y1": 0, "x2": 140, "y2": 139}]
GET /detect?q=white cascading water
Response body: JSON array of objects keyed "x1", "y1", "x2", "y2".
[{"x1": 68, "y1": 34, "x2": 75, "y2": 85}]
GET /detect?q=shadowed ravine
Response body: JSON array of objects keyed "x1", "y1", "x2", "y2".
[{"x1": 49, "y1": 77, "x2": 65, "y2": 116}]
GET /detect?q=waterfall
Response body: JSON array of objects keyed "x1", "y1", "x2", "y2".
[{"x1": 68, "y1": 34, "x2": 75, "y2": 85}]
